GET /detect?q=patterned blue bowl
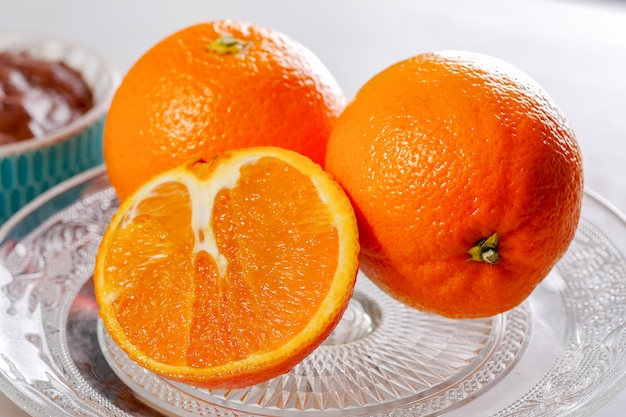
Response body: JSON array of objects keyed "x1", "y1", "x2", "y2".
[{"x1": 0, "y1": 33, "x2": 119, "y2": 225}]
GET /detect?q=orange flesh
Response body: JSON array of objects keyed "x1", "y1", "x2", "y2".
[{"x1": 104, "y1": 158, "x2": 339, "y2": 368}]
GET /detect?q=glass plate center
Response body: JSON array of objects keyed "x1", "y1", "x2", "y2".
[{"x1": 99, "y1": 274, "x2": 531, "y2": 416}]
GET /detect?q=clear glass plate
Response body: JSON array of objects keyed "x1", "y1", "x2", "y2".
[{"x1": 1, "y1": 166, "x2": 626, "y2": 416}]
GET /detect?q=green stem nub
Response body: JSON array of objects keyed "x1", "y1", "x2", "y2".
[
  {"x1": 207, "y1": 35, "x2": 249, "y2": 54},
  {"x1": 467, "y1": 233, "x2": 500, "y2": 264}
]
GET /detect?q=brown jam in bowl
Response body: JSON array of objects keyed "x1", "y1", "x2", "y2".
[{"x1": 0, "y1": 52, "x2": 94, "y2": 145}]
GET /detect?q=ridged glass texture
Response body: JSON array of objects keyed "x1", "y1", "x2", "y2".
[{"x1": 0, "y1": 168, "x2": 626, "y2": 416}]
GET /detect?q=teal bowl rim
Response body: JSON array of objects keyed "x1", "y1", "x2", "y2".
[{"x1": 0, "y1": 31, "x2": 120, "y2": 157}]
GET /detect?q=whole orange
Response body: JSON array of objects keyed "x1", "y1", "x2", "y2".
[
  {"x1": 325, "y1": 50, "x2": 584, "y2": 318},
  {"x1": 104, "y1": 20, "x2": 345, "y2": 201}
]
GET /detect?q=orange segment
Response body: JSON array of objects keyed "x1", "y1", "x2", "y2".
[{"x1": 95, "y1": 147, "x2": 359, "y2": 389}]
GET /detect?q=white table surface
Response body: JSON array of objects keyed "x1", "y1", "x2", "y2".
[{"x1": 1, "y1": 0, "x2": 625, "y2": 415}]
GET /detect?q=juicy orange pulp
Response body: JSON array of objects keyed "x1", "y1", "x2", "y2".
[{"x1": 95, "y1": 147, "x2": 359, "y2": 388}]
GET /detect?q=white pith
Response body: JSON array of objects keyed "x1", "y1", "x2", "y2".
[{"x1": 120, "y1": 153, "x2": 267, "y2": 278}]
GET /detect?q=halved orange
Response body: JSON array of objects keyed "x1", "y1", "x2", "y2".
[{"x1": 94, "y1": 146, "x2": 359, "y2": 389}]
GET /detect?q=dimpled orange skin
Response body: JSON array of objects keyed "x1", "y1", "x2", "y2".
[
  {"x1": 104, "y1": 20, "x2": 345, "y2": 201},
  {"x1": 325, "y1": 51, "x2": 584, "y2": 318}
]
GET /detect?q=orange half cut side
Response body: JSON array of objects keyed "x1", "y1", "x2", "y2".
[{"x1": 94, "y1": 146, "x2": 359, "y2": 389}]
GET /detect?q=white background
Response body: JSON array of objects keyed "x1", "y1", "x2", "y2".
[{"x1": 1, "y1": 0, "x2": 626, "y2": 415}]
